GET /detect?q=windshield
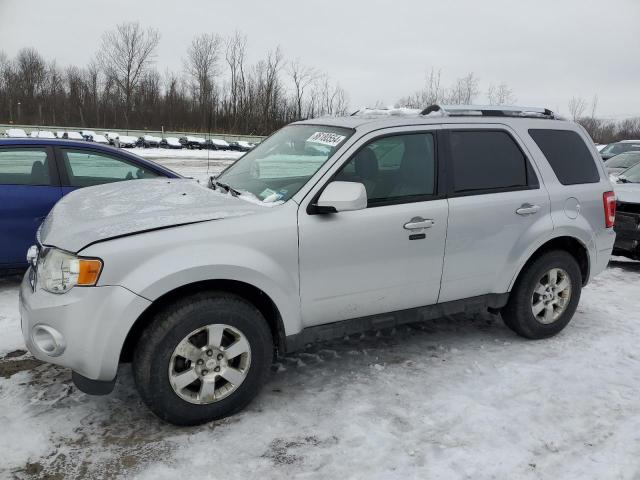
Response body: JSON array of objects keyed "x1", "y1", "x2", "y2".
[
  {"x1": 601, "y1": 142, "x2": 640, "y2": 155},
  {"x1": 216, "y1": 124, "x2": 353, "y2": 203},
  {"x1": 607, "y1": 152, "x2": 640, "y2": 169},
  {"x1": 620, "y1": 163, "x2": 640, "y2": 183}
]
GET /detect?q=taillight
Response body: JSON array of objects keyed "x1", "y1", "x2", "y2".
[{"x1": 603, "y1": 191, "x2": 616, "y2": 228}]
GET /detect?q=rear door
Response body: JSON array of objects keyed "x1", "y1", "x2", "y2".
[
  {"x1": 438, "y1": 126, "x2": 552, "y2": 302},
  {"x1": 0, "y1": 146, "x2": 62, "y2": 267},
  {"x1": 55, "y1": 147, "x2": 161, "y2": 195}
]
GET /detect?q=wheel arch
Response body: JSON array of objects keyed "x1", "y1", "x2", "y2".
[
  {"x1": 120, "y1": 279, "x2": 286, "y2": 364},
  {"x1": 508, "y1": 235, "x2": 590, "y2": 292}
]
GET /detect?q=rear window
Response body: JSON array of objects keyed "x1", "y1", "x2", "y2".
[
  {"x1": 529, "y1": 129, "x2": 600, "y2": 185},
  {"x1": 449, "y1": 130, "x2": 529, "y2": 193}
]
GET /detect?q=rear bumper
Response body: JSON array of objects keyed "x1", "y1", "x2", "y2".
[
  {"x1": 20, "y1": 271, "x2": 151, "y2": 381},
  {"x1": 613, "y1": 211, "x2": 640, "y2": 259}
]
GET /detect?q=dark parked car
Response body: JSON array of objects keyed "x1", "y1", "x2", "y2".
[
  {"x1": 600, "y1": 140, "x2": 640, "y2": 161},
  {"x1": 228, "y1": 140, "x2": 254, "y2": 152},
  {"x1": 136, "y1": 135, "x2": 161, "y2": 148},
  {"x1": 179, "y1": 136, "x2": 206, "y2": 149},
  {"x1": 204, "y1": 138, "x2": 230, "y2": 150},
  {"x1": 0, "y1": 138, "x2": 180, "y2": 270},
  {"x1": 612, "y1": 162, "x2": 640, "y2": 260}
]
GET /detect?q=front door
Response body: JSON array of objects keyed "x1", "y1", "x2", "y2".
[
  {"x1": 297, "y1": 129, "x2": 448, "y2": 327},
  {"x1": 0, "y1": 146, "x2": 61, "y2": 267}
]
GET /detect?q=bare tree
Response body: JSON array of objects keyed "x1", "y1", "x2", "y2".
[
  {"x1": 184, "y1": 33, "x2": 222, "y2": 125},
  {"x1": 396, "y1": 67, "x2": 444, "y2": 108},
  {"x1": 289, "y1": 59, "x2": 317, "y2": 119},
  {"x1": 97, "y1": 22, "x2": 160, "y2": 127},
  {"x1": 487, "y1": 82, "x2": 516, "y2": 105},
  {"x1": 568, "y1": 96, "x2": 588, "y2": 121},
  {"x1": 448, "y1": 72, "x2": 479, "y2": 105},
  {"x1": 225, "y1": 31, "x2": 248, "y2": 128},
  {"x1": 590, "y1": 94, "x2": 599, "y2": 119}
]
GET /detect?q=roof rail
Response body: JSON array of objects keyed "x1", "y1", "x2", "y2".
[{"x1": 420, "y1": 104, "x2": 559, "y2": 119}]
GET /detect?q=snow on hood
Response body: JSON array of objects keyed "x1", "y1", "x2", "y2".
[
  {"x1": 39, "y1": 178, "x2": 266, "y2": 252},
  {"x1": 614, "y1": 183, "x2": 640, "y2": 204}
]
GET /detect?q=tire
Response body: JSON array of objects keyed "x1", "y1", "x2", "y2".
[
  {"x1": 132, "y1": 291, "x2": 273, "y2": 426},
  {"x1": 502, "y1": 250, "x2": 582, "y2": 339}
]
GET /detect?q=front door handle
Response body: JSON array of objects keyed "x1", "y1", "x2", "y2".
[
  {"x1": 403, "y1": 217, "x2": 434, "y2": 230},
  {"x1": 515, "y1": 203, "x2": 541, "y2": 216}
]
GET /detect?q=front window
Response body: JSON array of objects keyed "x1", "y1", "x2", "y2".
[{"x1": 215, "y1": 124, "x2": 353, "y2": 203}]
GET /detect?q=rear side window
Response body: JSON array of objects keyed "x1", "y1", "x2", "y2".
[
  {"x1": 529, "y1": 129, "x2": 600, "y2": 185},
  {"x1": 0, "y1": 148, "x2": 52, "y2": 186},
  {"x1": 449, "y1": 130, "x2": 529, "y2": 193}
]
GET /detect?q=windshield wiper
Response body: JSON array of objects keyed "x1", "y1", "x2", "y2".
[{"x1": 213, "y1": 180, "x2": 241, "y2": 196}]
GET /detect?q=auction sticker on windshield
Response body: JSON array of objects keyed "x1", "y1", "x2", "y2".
[{"x1": 307, "y1": 131, "x2": 346, "y2": 147}]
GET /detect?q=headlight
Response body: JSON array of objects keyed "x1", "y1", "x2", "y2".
[{"x1": 38, "y1": 248, "x2": 103, "y2": 294}]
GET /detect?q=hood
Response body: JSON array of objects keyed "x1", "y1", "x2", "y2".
[
  {"x1": 40, "y1": 178, "x2": 266, "y2": 252},
  {"x1": 614, "y1": 183, "x2": 640, "y2": 205}
]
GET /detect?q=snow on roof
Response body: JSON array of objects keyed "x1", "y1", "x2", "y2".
[
  {"x1": 186, "y1": 136, "x2": 205, "y2": 143},
  {"x1": 5, "y1": 128, "x2": 28, "y2": 137},
  {"x1": 143, "y1": 135, "x2": 162, "y2": 142},
  {"x1": 119, "y1": 135, "x2": 138, "y2": 143},
  {"x1": 209, "y1": 138, "x2": 230, "y2": 147},
  {"x1": 93, "y1": 134, "x2": 109, "y2": 143},
  {"x1": 166, "y1": 137, "x2": 181, "y2": 145},
  {"x1": 66, "y1": 132, "x2": 83, "y2": 139},
  {"x1": 31, "y1": 131, "x2": 56, "y2": 139}
]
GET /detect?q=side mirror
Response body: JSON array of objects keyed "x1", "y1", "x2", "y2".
[{"x1": 315, "y1": 181, "x2": 367, "y2": 213}]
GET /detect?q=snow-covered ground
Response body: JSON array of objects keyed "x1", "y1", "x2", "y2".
[
  {"x1": 1, "y1": 155, "x2": 639, "y2": 478},
  {"x1": 1, "y1": 259, "x2": 639, "y2": 479}
]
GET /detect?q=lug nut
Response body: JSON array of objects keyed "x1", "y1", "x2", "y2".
[
  {"x1": 214, "y1": 366, "x2": 220, "y2": 372},
  {"x1": 217, "y1": 354, "x2": 224, "y2": 360},
  {"x1": 202, "y1": 369, "x2": 209, "y2": 375},
  {"x1": 197, "y1": 359, "x2": 204, "y2": 365},
  {"x1": 206, "y1": 350, "x2": 213, "y2": 356}
]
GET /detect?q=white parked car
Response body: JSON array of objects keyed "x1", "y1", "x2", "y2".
[
  {"x1": 118, "y1": 135, "x2": 138, "y2": 148},
  {"x1": 5, "y1": 128, "x2": 28, "y2": 138},
  {"x1": 30, "y1": 130, "x2": 56, "y2": 139},
  {"x1": 92, "y1": 134, "x2": 110, "y2": 145},
  {"x1": 66, "y1": 131, "x2": 84, "y2": 141},
  {"x1": 160, "y1": 137, "x2": 182, "y2": 149}
]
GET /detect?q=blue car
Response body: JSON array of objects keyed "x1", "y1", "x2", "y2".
[{"x1": 0, "y1": 138, "x2": 181, "y2": 270}]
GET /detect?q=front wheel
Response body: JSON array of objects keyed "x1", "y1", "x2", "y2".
[
  {"x1": 502, "y1": 250, "x2": 582, "y2": 339},
  {"x1": 132, "y1": 291, "x2": 273, "y2": 426}
]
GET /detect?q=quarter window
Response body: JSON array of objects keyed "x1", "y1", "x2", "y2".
[
  {"x1": 529, "y1": 129, "x2": 600, "y2": 185},
  {"x1": 334, "y1": 133, "x2": 436, "y2": 205},
  {"x1": 60, "y1": 150, "x2": 158, "y2": 187},
  {"x1": 449, "y1": 131, "x2": 528, "y2": 193},
  {"x1": 0, "y1": 148, "x2": 52, "y2": 186}
]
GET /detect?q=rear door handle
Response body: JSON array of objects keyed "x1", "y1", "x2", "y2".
[
  {"x1": 403, "y1": 217, "x2": 434, "y2": 230},
  {"x1": 515, "y1": 203, "x2": 541, "y2": 216}
]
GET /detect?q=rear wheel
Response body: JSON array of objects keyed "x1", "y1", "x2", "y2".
[
  {"x1": 132, "y1": 291, "x2": 273, "y2": 426},
  {"x1": 502, "y1": 250, "x2": 582, "y2": 339}
]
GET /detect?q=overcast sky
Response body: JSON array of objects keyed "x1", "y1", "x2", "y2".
[{"x1": 1, "y1": 0, "x2": 639, "y2": 118}]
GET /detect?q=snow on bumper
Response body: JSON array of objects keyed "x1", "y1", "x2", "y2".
[{"x1": 19, "y1": 271, "x2": 151, "y2": 381}]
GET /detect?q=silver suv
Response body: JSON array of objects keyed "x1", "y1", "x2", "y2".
[{"x1": 20, "y1": 105, "x2": 617, "y2": 425}]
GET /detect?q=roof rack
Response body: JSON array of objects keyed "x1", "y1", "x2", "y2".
[{"x1": 420, "y1": 104, "x2": 559, "y2": 119}]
